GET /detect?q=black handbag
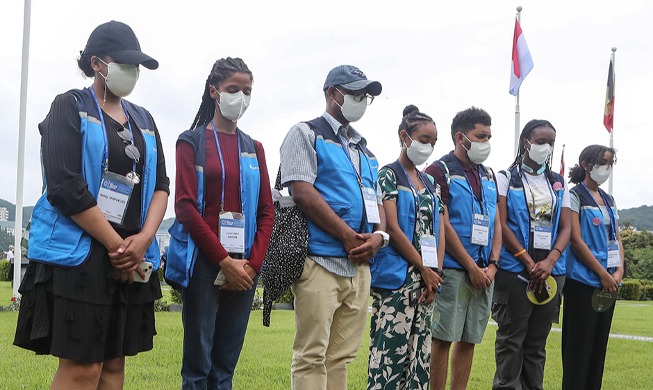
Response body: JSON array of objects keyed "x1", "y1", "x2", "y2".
[{"x1": 261, "y1": 167, "x2": 308, "y2": 326}]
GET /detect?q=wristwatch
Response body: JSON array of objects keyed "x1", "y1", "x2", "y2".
[
  {"x1": 488, "y1": 259, "x2": 499, "y2": 267},
  {"x1": 373, "y1": 230, "x2": 390, "y2": 248}
]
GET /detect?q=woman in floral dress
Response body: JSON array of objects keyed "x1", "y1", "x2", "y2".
[{"x1": 368, "y1": 105, "x2": 445, "y2": 390}]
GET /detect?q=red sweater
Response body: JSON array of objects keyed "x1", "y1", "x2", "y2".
[{"x1": 175, "y1": 129, "x2": 274, "y2": 272}]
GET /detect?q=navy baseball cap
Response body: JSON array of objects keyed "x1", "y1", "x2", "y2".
[
  {"x1": 323, "y1": 65, "x2": 382, "y2": 96},
  {"x1": 83, "y1": 21, "x2": 158, "y2": 69}
]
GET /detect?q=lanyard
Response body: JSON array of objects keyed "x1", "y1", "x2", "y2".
[
  {"x1": 89, "y1": 87, "x2": 137, "y2": 175},
  {"x1": 336, "y1": 130, "x2": 376, "y2": 190},
  {"x1": 210, "y1": 121, "x2": 243, "y2": 213},
  {"x1": 453, "y1": 158, "x2": 489, "y2": 217},
  {"x1": 398, "y1": 163, "x2": 437, "y2": 235},
  {"x1": 520, "y1": 169, "x2": 555, "y2": 221},
  {"x1": 581, "y1": 182, "x2": 617, "y2": 240}
]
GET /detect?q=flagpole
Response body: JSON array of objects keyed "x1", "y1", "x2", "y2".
[
  {"x1": 514, "y1": 6, "x2": 522, "y2": 155},
  {"x1": 13, "y1": 0, "x2": 31, "y2": 299},
  {"x1": 608, "y1": 47, "x2": 616, "y2": 195}
]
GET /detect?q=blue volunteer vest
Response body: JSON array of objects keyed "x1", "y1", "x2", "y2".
[
  {"x1": 370, "y1": 160, "x2": 441, "y2": 290},
  {"x1": 436, "y1": 153, "x2": 497, "y2": 269},
  {"x1": 566, "y1": 184, "x2": 617, "y2": 287},
  {"x1": 28, "y1": 87, "x2": 160, "y2": 268},
  {"x1": 304, "y1": 116, "x2": 379, "y2": 258},
  {"x1": 498, "y1": 166, "x2": 567, "y2": 275},
  {"x1": 165, "y1": 125, "x2": 260, "y2": 288}
]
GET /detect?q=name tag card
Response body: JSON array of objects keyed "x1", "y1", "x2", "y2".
[
  {"x1": 532, "y1": 221, "x2": 553, "y2": 250},
  {"x1": 97, "y1": 172, "x2": 134, "y2": 226},
  {"x1": 420, "y1": 235, "x2": 438, "y2": 268},
  {"x1": 363, "y1": 187, "x2": 381, "y2": 224},
  {"x1": 471, "y1": 214, "x2": 490, "y2": 246},
  {"x1": 219, "y1": 212, "x2": 246, "y2": 254},
  {"x1": 607, "y1": 240, "x2": 621, "y2": 268}
]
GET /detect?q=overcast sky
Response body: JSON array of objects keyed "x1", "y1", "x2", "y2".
[{"x1": 1, "y1": 0, "x2": 652, "y2": 220}]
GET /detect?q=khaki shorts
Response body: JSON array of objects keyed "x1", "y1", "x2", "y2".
[{"x1": 431, "y1": 268, "x2": 493, "y2": 344}]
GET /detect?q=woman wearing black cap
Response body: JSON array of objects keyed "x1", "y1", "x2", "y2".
[
  {"x1": 492, "y1": 120, "x2": 570, "y2": 389},
  {"x1": 13, "y1": 21, "x2": 169, "y2": 388}
]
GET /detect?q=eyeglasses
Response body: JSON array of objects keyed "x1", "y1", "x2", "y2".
[
  {"x1": 116, "y1": 127, "x2": 140, "y2": 163},
  {"x1": 337, "y1": 88, "x2": 375, "y2": 105}
]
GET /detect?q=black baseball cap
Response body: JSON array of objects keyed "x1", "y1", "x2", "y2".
[{"x1": 83, "y1": 21, "x2": 158, "y2": 69}]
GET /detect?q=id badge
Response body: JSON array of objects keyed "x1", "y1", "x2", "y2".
[
  {"x1": 471, "y1": 214, "x2": 490, "y2": 246},
  {"x1": 363, "y1": 187, "x2": 381, "y2": 224},
  {"x1": 97, "y1": 171, "x2": 134, "y2": 226},
  {"x1": 532, "y1": 221, "x2": 553, "y2": 250},
  {"x1": 607, "y1": 240, "x2": 621, "y2": 268},
  {"x1": 219, "y1": 212, "x2": 246, "y2": 254},
  {"x1": 420, "y1": 235, "x2": 438, "y2": 268}
]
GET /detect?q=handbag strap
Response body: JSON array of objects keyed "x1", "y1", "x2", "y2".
[{"x1": 274, "y1": 166, "x2": 283, "y2": 191}]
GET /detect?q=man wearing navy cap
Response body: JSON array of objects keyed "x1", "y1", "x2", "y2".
[{"x1": 280, "y1": 65, "x2": 388, "y2": 389}]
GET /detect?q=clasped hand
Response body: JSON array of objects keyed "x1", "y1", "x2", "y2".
[
  {"x1": 108, "y1": 232, "x2": 151, "y2": 282},
  {"x1": 219, "y1": 257, "x2": 256, "y2": 291},
  {"x1": 344, "y1": 233, "x2": 383, "y2": 264}
]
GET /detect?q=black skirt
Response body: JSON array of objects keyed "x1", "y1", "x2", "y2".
[{"x1": 13, "y1": 238, "x2": 162, "y2": 363}]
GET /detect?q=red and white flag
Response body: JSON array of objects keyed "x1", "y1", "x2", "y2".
[
  {"x1": 560, "y1": 145, "x2": 566, "y2": 176},
  {"x1": 509, "y1": 19, "x2": 534, "y2": 96}
]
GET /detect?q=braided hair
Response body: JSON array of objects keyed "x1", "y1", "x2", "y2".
[
  {"x1": 190, "y1": 57, "x2": 253, "y2": 130},
  {"x1": 398, "y1": 105, "x2": 435, "y2": 146},
  {"x1": 568, "y1": 144, "x2": 617, "y2": 184}
]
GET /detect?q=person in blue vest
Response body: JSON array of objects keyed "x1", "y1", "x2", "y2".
[
  {"x1": 368, "y1": 105, "x2": 445, "y2": 390},
  {"x1": 562, "y1": 145, "x2": 623, "y2": 390},
  {"x1": 424, "y1": 107, "x2": 502, "y2": 390},
  {"x1": 280, "y1": 65, "x2": 387, "y2": 390},
  {"x1": 165, "y1": 57, "x2": 274, "y2": 389},
  {"x1": 492, "y1": 120, "x2": 571, "y2": 390},
  {"x1": 13, "y1": 21, "x2": 169, "y2": 388}
]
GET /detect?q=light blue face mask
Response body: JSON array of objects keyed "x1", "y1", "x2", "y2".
[{"x1": 521, "y1": 160, "x2": 546, "y2": 175}]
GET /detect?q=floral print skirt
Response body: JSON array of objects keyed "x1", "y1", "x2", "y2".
[{"x1": 368, "y1": 266, "x2": 435, "y2": 390}]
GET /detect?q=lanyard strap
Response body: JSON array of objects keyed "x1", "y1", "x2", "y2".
[
  {"x1": 520, "y1": 169, "x2": 555, "y2": 221},
  {"x1": 337, "y1": 131, "x2": 364, "y2": 188},
  {"x1": 581, "y1": 182, "x2": 617, "y2": 240},
  {"x1": 210, "y1": 121, "x2": 243, "y2": 213},
  {"x1": 398, "y1": 163, "x2": 437, "y2": 236},
  {"x1": 89, "y1": 87, "x2": 137, "y2": 174}
]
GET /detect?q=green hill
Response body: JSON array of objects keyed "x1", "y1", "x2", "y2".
[
  {"x1": 619, "y1": 205, "x2": 653, "y2": 231},
  {"x1": 0, "y1": 199, "x2": 33, "y2": 228}
]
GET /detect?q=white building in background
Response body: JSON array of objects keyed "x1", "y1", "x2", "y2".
[
  {"x1": 0, "y1": 207, "x2": 8, "y2": 222},
  {"x1": 0, "y1": 221, "x2": 15, "y2": 236},
  {"x1": 156, "y1": 232, "x2": 170, "y2": 254}
]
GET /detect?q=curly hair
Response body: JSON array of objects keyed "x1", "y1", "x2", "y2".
[
  {"x1": 450, "y1": 106, "x2": 492, "y2": 141},
  {"x1": 397, "y1": 105, "x2": 435, "y2": 146}
]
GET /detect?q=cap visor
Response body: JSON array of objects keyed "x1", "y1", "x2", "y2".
[
  {"x1": 108, "y1": 49, "x2": 159, "y2": 69},
  {"x1": 341, "y1": 80, "x2": 382, "y2": 96}
]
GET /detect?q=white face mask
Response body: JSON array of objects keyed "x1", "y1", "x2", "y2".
[
  {"x1": 335, "y1": 89, "x2": 367, "y2": 122},
  {"x1": 590, "y1": 164, "x2": 612, "y2": 185},
  {"x1": 98, "y1": 58, "x2": 140, "y2": 97},
  {"x1": 404, "y1": 134, "x2": 434, "y2": 166},
  {"x1": 527, "y1": 140, "x2": 553, "y2": 165},
  {"x1": 462, "y1": 133, "x2": 491, "y2": 164},
  {"x1": 214, "y1": 87, "x2": 251, "y2": 122}
]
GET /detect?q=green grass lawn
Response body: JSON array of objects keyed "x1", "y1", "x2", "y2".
[{"x1": 1, "y1": 284, "x2": 651, "y2": 389}]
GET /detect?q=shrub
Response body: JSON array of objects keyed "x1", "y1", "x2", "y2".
[
  {"x1": 251, "y1": 290, "x2": 263, "y2": 311},
  {"x1": 154, "y1": 299, "x2": 169, "y2": 312},
  {"x1": 641, "y1": 284, "x2": 653, "y2": 300},
  {"x1": 619, "y1": 279, "x2": 642, "y2": 301},
  {"x1": 274, "y1": 288, "x2": 294, "y2": 304},
  {"x1": 0, "y1": 260, "x2": 8, "y2": 281},
  {"x1": 170, "y1": 286, "x2": 183, "y2": 304}
]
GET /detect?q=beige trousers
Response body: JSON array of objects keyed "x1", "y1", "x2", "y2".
[{"x1": 290, "y1": 257, "x2": 371, "y2": 390}]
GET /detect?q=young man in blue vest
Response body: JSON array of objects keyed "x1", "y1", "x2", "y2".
[
  {"x1": 424, "y1": 107, "x2": 502, "y2": 390},
  {"x1": 280, "y1": 65, "x2": 388, "y2": 390}
]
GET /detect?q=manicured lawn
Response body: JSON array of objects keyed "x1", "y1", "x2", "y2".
[{"x1": 1, "y1": 280, "x2": 651, "y2": 389}]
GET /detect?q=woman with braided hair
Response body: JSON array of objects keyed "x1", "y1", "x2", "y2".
[
  {"x1": 368, "y1": 105, "x2": 445, "y2": 390},
  {"x1": 165, "y1": 57, "x2": 273, "y2": 389},
  {"x1": 492, "y1": 119, "x2": 571, "y2": 389}
]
